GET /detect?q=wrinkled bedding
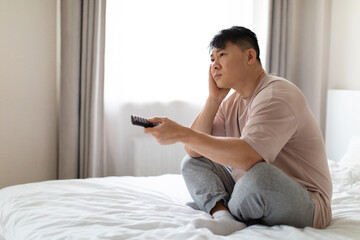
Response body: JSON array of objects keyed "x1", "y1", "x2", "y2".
[{"x1": 1, "y1": 160, "x2": 359, "y2": 240}]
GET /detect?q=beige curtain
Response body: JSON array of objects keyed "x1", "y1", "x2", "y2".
[
  {"x1": 266, "y1": 0, "x2": 331, "y2": 134},
  {"x1": 267, "y1": 0, "x2": 290, "y2": 77},
  {"x1": 58, "y1": 0, "x2": 106, "y2": 179}
]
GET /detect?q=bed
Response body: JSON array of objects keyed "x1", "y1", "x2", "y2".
[
  {"x1": 0, "y1": 158, "x2": 360, "y2": 240},
  {"x1": 1, "y1": 89, "x2": 360, "y2": 240}
]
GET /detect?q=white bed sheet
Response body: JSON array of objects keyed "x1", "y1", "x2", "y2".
[{"x1": 1, "y1": 160, "x2": 360, "y2": 240}]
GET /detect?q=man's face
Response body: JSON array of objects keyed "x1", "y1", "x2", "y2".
[{"x1": 210, "y1": 42, "x2": 248, "y2": 89}]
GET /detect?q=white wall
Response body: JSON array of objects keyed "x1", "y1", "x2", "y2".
[
  {"x1": 0, "y1": 0, "x2": 57, "y2": 188},
  {"x1": 328, "y1": 0, "x2": 360, "y2": 90},
  {"x1": 324, "y1": 0, "x2": 360, "y2": 161}
]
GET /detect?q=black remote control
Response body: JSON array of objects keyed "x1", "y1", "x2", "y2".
[{"x1": 131, "y1": 115, "x2": 159, "y2": 128}]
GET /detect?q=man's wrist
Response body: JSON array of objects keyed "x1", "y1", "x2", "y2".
[
  {"x1": 207, "y1": 96, "x2": 224, "y2": 107},
  {"x1": 179, "y1": 126, "x2": 194, "y2": 144}
]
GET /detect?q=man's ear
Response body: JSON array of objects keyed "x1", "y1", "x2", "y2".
[{"x1": 247, "y1": 49, "x2": 257, "y2": 64}]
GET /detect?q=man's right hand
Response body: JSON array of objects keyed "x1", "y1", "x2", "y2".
[
  {"x1": 208, "y1": 65, "x2": 230, "y2": 101},
  {"x1": 184, "y1": 66, "x2": 230, "y2": 158}
]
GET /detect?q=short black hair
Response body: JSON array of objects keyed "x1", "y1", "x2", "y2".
[{"x1": 209, "y1": 26, "x2": 261, "y2": 62}]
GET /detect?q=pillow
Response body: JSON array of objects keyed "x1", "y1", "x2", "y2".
[{"x1": 339, "y1": 136, "x2": 360, "y2": 180}]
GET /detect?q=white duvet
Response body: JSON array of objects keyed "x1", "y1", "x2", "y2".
[{"x1": 1, "y1": 160, "x2": 360, "y2": 240}]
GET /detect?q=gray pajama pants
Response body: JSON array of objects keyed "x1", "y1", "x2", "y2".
[{"x1": 181, "y1": 155, "x2": 314, "y2": 228}]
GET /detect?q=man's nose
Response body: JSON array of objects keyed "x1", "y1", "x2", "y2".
[{"x1": 212, "y1": 61, "x2": 220, "y2": 70}]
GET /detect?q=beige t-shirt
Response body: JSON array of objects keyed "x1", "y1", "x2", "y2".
[{"x1": 212, "y1": 74, "x2": 332, "y2": 229}]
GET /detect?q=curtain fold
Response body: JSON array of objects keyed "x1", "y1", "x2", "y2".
[
  {"x1": 266, "y1": 0, "x2": 290, "y2": 77},
  {"x1": 266, "y1": 0, "x2": 331, "y2": 134},
  {"x1": 58, "y1": 0, "x2": 106, "y2": 179}
]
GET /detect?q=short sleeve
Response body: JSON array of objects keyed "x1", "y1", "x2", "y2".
[{"x1": 241, "y1": 99, "x2": 297, "y2": 163}]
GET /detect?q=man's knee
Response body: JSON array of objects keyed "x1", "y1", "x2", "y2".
[
  {"x1": 234, "y1": 162, "x2": 272, "y2": 193},
  {"x1": 181, "y1": 155, "x2": 212, "y2": 174},
  {"x1": 181, "y1": 155, "x2": 206, "y2": 174},
  {"x1": 181, "y1": 155, "x2": 192, "y2": 173}
]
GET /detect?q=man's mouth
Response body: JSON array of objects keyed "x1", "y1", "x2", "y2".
[{"x1": 213, "y1": 74, "x2": 222, "y2": 80}]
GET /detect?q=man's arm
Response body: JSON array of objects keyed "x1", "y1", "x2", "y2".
[
  {"x1": 184, "y1": 65, "x2": 230, "y2": 157},
  {"x1": 144, "y1": 117, "x2": 262, "y2": 171},
  {"x1": 184, "y1": 96, "x2": 223, "y2": 158}
]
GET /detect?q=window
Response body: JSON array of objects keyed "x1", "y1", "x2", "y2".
[
  {"x1": 105, "y1": 0, "x2": 268, "y2": 105},
  {"x1": 104, "y1": 0, "x2": 269, "y2": 176}
]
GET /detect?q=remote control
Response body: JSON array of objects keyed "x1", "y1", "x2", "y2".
[{"x1": 131, "y1": 115, "x2": 159, "y2": 128}]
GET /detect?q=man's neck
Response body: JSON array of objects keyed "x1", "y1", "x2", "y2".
[{"x1": 235, "y1": 67, "x2": 266, "y2": 99}]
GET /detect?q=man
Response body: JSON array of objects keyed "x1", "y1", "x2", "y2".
[{"x1": 144, "y1": 26, "x2": 332, "y2": 235}]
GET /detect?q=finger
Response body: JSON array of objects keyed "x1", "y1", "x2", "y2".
[
  {"x1": 143, "y1": 127, "x2": 150, "y2": 134},
  {"x1": 208, "y1": 65, "x2": 213, "y2": 79},
  {"x1": 144, "y1": 127, "x2": 156, "y2": 134},
  {"x1": 147, "y1": 117, "x2": 164, "y2": 123}
]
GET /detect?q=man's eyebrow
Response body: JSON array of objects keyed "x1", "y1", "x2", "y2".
[{"x1": 210, "y1": 48, "x2": 225, "y2": 57}]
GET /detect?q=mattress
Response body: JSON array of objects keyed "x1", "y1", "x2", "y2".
[{"x1": 1, "y1": 159, "x2": 360, "y2": 240}]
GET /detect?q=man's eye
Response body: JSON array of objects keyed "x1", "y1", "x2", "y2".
[
  {"x1": 210, "y1": 59, "x2": 215, "y2": 62},
  {"x1": 219, "y1": 53, "x2": 225, "y2": 57}
]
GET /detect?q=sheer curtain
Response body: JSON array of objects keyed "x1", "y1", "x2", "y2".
[{"x1": 104, "y1": 0, "x2": 269, "y2": 176}]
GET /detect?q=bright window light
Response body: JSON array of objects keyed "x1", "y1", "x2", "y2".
[{"x1": 105, "y1": 0, "x2": 262, "y2": 104}]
